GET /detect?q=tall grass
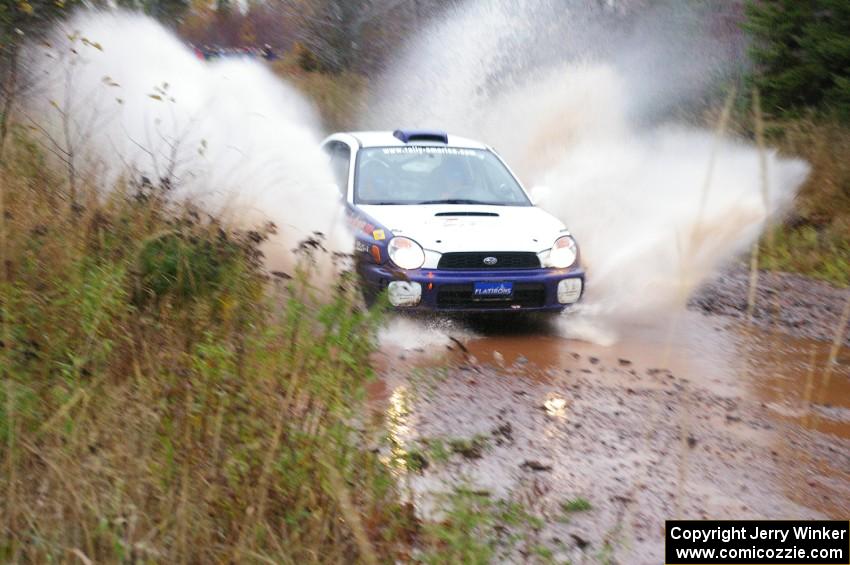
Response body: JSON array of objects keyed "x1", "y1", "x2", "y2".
[
  {"x1": 0, "y1": 129, "x2": 419, "y2": 562},
  {"x1": 755, "y1": 116, "x2": 850, "y2": 287},
  {"x1": 745, "y1": 88, "x2": 770, "y2": 322}
]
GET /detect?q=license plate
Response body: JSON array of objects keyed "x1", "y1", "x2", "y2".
[{"x1": 473, "y1": 281, "x2": 513, "y2": 299}]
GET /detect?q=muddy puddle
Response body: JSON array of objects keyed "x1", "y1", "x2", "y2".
[
  {"x1": 369, "y1": 310, "x2": 850, "y2": 563},
  {"x1": 374, "y1": 311, "x2": 850, "y2": 438}
]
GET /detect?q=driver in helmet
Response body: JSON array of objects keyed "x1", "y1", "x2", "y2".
[
  {"x1": 433, "y1": 158, "x2": 474, "y2": 200},
  {"x1": 359, "y1": 160, "x2": 393, "y2": 202}
]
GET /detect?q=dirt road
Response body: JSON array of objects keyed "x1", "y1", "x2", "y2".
[{"x1": 370, "y1": 271, "x2": 850, "y2": 563}]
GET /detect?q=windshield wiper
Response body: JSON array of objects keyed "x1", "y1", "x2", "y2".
[{"x1": 417, "y1": 199, "x2": 505, "y2": 205}]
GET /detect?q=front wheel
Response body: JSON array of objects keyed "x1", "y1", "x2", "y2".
[{"x1": 360, "y1": 280, "x2": 387, "y2": 309}]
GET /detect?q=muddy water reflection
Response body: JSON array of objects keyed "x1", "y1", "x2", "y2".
[
  {"x1": 736, "y1": 326, "x2": 850, "y2": 438},
  {"x1": 378, "y1": 312, "x2": 850, "y2": 439}
]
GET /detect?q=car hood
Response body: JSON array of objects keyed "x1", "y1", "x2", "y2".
[{"x1": 357, "y1": 204, "x2": 568, "y2": 253}]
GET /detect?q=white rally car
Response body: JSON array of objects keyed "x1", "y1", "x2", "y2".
[{"x1": 321, "y1": 129, "x2": 584, "y2": 312}]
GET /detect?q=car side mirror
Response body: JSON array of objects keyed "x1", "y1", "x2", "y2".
[{"x1": 529, "y1": 185, "x2": 551, "y2": 206}]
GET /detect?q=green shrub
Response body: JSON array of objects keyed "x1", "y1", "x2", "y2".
[{"x1": 0, "y1": 131, "x2": 417, "y2": 562}]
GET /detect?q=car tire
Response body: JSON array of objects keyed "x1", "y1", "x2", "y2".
[{"x1": 361, "y1": 284, "x2": 381, "y2": 309}]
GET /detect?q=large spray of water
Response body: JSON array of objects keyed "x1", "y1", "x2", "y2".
[
  {"x1": 23, "y1": 11, "x2": 348, "y2": 275},
  {"x1": 23, "y1": 4, "x2": 810, "y2": 343},
  {"x1": 371, "y1": 0, "x2": 809, "y2": 341}
]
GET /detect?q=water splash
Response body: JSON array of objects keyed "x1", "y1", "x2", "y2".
[
  {"x1": 23, "y1": 10, "x2": 348, "y2": 275},
  {"x1": 377, "y1": 316, "x2": 468, "y2": 352},
  {"x1": 370, "y1": 0, "x2": 809, "y2": 341},
  {"x1": 21, "y1": 5, "x2": 811, "y2": 343}
]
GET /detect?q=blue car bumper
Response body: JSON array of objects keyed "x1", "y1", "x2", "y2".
[{"x1": 357, "y1": 262, "x2": 585, "y2": 312}]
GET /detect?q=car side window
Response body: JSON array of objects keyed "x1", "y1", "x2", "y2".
[{"x1": 325, "y1": 142, "x2": 350, "y2": 197}]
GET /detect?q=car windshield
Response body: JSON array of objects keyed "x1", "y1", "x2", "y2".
[{"x1": 354, "y1": 146, "x2": 531, "y2": 206}]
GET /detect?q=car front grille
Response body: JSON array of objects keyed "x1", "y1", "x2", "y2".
[
  {"x1": 437, "y1": 252, "x2": 540, "y2": 270},
  {"x1": 436, "y1": 283, "x2": 546, "y2": 309}
]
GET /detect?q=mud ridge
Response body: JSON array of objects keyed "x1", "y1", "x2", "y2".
[{"x1": 692, "y1": 266, "x2": 849, "y2": 346}]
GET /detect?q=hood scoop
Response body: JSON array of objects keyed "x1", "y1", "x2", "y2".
[{"x1": 434, "y1": 211, "x2": 499, "y2": 217}]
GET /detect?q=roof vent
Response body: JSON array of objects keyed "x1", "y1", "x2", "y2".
[
  {"x1": 393, "y1": 129, "x2": 449, "y2": 144},
  {"x1": 435, "y1": 212, "x2": 499, "y2": 217}
]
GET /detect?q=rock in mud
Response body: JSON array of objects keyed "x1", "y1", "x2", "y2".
[
  {"x1": 449, "y1": 437, "x2": 488, "y2": 459},
  {"x1": 570, "y1": 533, "x2": 590, "y2": 549},
  {"x1": 491, "y1": 422, "x2": 513, "y2": 444},
  {"x1": 520, "y1": 460, "x2": 553, "y2": 472}
]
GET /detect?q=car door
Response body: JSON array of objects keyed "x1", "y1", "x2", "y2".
[
  {"x1": 321, "y1": 140, "x2": 353, "y2": 201},
  {"x1": 321, "y1": 139, "x2": 378, "y2": 262}
]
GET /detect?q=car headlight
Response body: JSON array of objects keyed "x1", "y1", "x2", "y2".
[
  {"x1": 547, "y1": 235, "x2": 578, "y2": 269},
  {"x1": 387, "y1": 236, "x2": 425, "y2": 270}
]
